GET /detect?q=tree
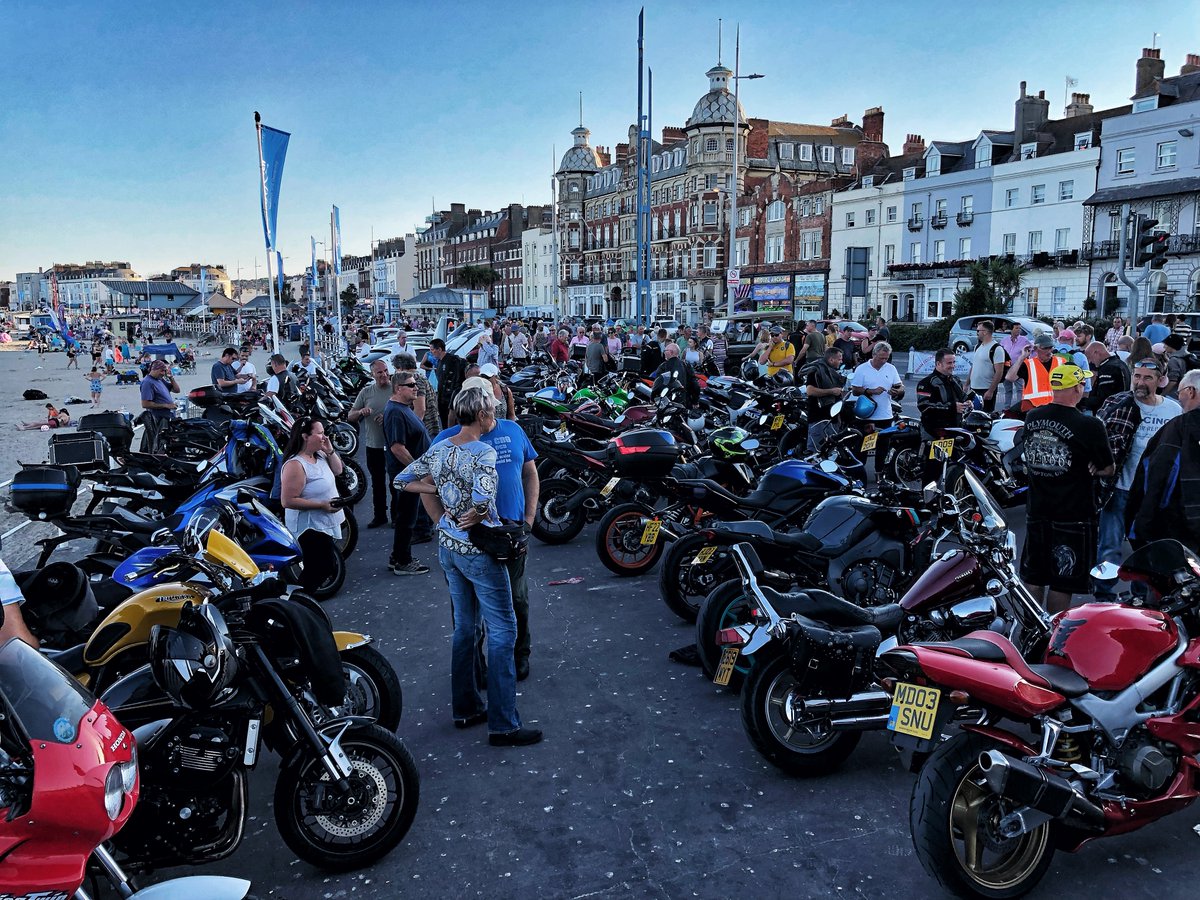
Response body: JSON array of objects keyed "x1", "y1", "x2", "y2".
[
  {"x1": 953, "y1": 258, "x2": 1027, "y2": 318},
  {"x1": 1082, "y1": 294, "x2": 1097, "y2": 318},
  {"x1": 455, "y1": 264, "x2": 500, "y2": 302},
  {"x1": 340, "y1": 284, "x2": 359, "y2": 317}
]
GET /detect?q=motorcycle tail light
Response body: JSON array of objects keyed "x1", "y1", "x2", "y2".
[
  {"x1": 1014, "y1": 679, "x2": 1060, "y2": 707},
  {"x1": 715, "y1": 629, "x2": 744, "y2": 646}
]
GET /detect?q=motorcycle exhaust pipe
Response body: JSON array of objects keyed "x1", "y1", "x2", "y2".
[
  {"x1": 564, "y1": 488, "x2": 602, "y2": 513},
  {"x1": 830, "y1": 713, "x2": 893, "y2": 731},
  {"x1": 978, "y1": 750, "x2": 1106, "y2": 825},
  {"x1": 784, "y1": 690, "x2": 892, "y2": 728}
]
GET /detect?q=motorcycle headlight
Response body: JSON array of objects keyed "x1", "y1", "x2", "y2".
[
  {"x1": 120, "y1": 744, "x2": 138, "y2": 793},
  {"x1": 104, "y1": 764, "x2": 124, "y2": 820}
]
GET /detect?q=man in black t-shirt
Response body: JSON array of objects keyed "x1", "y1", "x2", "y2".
[
  {"x1": 1020, "y1": 364, "x2": 1115, "y2": 613},
  {"x1": 832, "y1": 325, "x2": 860, "y2": 369},
  {"x1": 802, "y1": 347, "x2": 846, "y2": 450}
]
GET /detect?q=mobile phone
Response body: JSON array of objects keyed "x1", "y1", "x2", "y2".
[{"x1": 328, "y1": 497, "x2": 347, "y2": 510}]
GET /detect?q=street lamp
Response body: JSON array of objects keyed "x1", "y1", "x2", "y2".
[{"x1": 726, "y1": 28, "x2": 763, "y2": 316}]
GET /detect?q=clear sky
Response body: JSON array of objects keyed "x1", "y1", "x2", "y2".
[{"x1": 2, "y1": 0, "x2": 1195, "y2": 282}]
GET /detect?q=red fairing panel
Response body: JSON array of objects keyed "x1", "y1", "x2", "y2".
[
  {"x1": 901, "y1": 645, "x2": 1065, "y2": 717},
  {"x1": 1043, "y1": 603, "x2": 1178, "y2": 691}
]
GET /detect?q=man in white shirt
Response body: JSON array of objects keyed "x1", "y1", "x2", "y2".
[
  {"x1": 969, "y1": 319, "x2": 1007, "y2": 412},
  {"x1": 233, "y1": 345, "x2": 257, "y2": 393},
  {"x1": 851, "y1": 341, "x2": 904, "y2": 427}
]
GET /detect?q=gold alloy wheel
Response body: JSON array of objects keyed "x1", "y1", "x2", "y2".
[{"x1": 950, "y1": 768, "x2": 1051, "y2": 891}]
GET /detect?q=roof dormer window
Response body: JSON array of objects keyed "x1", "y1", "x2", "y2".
[
  {"x1": 674, "y1": 149, "x2": 683, "y2": 166},
  {"x1": 974, "y1": 140, "x2": 991, "y2": 169},
  {"x1": 1020, "y1": 142, "x2": 1038, "y2": 160},
  {"x1": 1133, "y1": 96, "x2": 1159, "y2": 113},
  {"x1": 799, "y1": 144, "x2": 813, "y2": 161},
  {"x1": 779, "y1": 142, "x2": 794, "y2": 160},
  {"x1": 1073, "y1": 132, "x2": 1092, "y2": 150},
  {"x1": 861, "y1": 175, "x2": 874, "y2": 188},
  {"x1": 903, "y1": 166, "x2": 916, "y2": 181},
  {"x1": 925, "y1": 151, "x2": 941, "y2": 177}
]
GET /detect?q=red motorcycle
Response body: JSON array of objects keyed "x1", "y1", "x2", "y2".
[
  {"x1": 883, "y1": 538, "x2": 1200, "y2": 898},
  {"x1": 0, "y1": 632, "x2": 251, "y2": 899}
]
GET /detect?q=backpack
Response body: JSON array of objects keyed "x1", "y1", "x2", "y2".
[{"x1": 23, "y1": 389, "x2": 48, "y2": 401}]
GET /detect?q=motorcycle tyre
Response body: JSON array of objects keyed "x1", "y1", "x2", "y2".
[
  {"x1": 595, "y1": 502, "x2": 666, "y2": 577},
  {"x1": 285, "y1": 543, "x2": 347, "y2": 601},
  {"x1": 532, "y1": 478, "x2": 588, "y2": 545},
  {"x1": 335, "y1": 508, "x2": 359, "y2": 558},
  {"x1": 776, "y1": 424, "x2": 808, "y2": 460},
  {"x1": 275, "y1": 722, "x2": 419, "y2": 871},
  {"x1": 740, "y1": 651, "x2": 861, "y2": 776},
  {"x1": 659, "y1": 533, "x2": 735, "y2": 624},
  {"x1": 337, "y1": 645, "x2": 403, "y2": 732},
  {"x1": 336, "y1": 458, "x2": 368, "y2": 507},
  {"x1": 695, "y1": 579, "x2": 755, "y2": 689},
  {"x1": 330, "y1": 423, "x2": 358, "y2": 457},
  {"x1": 910, "y1": 731, "x2": 1055, "y2": 899}
]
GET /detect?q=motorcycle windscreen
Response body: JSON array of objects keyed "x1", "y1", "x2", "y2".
[{"x1": 0, "y1": 637, "x2": 94, "y2": 743}]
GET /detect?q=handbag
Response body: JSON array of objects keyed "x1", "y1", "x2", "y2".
[{"x1": 468, "y1": 520, "x2": 529, "y2": 562}]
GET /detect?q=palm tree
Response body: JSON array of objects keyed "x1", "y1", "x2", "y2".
[
  {"x1": 455, "y1": 264, "x2": 500, "y2": 303},
  {"x1": 953, "y1": 258, "x2": 1028, "y2": 318}
]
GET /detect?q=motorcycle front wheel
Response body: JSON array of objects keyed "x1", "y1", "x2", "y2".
[
  {"x1": 659, "y1": 533, "x2": 735, "y2": 623},
  {"x1": 335, "y1": 508, "x2": 359, "y2": 558},
  {"x1": 330, "y1": 423, "x2": 358, "y2": 456},
  {"x1": 532, "y1": 477, "x2": 588, "y2": 545},
  {"x1": 910, "y1": 732, "x2": 1055, "y2": 899},
  {"x1": 275, "y1": 722, "x2": 420, "y2": 871},
  {"x1": 336, "y1": 458, "x2": 368, "y2": 507},
  {"x1": 740, "y1": 652, "x2": 861, "y2": 776},
  {"x1": 595, "y1": 502, "x2": 667, "y2": 577}
]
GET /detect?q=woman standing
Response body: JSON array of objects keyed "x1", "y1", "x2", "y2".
[
  {"x1": 279, "y1": 417, "x2": 346, "y2": 592},
  {"x1": 683, "y1": 335, "x2": 702, "y2": 367},
  {"x1": 477, "y1": 331, "x2": 500, "y2": 369},
  {"x1": 395, "y1": 387, "x2": 541, "y2": 747}
]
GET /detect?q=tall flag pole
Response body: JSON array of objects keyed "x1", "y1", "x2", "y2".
[
  {"x1": 310, "y1": 236, "x2": 319, "y2": 354},
  {"x1": 635, "y1": 10, "x2": 651, "y2": 326},
  {"x1": 254, "y1": 111, "x2": 290, "y2": 353}
]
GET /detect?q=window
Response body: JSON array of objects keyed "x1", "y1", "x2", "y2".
[
  {"x1": 821, "y1": 145, "x2": 835, "y2": 163},
  {"x1": 1005, "y1": 188, "x2": 1019, "y2": 208},
  {"x1": 1157, "y1": 141, "x2": 1178, "y2": 169},
  {"x1": 1051, "y1": 286, "x2": 1067, "y2": 315},
  {"x1": 935, "y1": 199, "x2": 947, "y2": 216},
  {"x1": 767, "y1": 200, "x2": 786, "y2": 222},
  {"x1": 865, "y1": 208, "x2": 876, "y2": 225},
  {"x1": 738, "y1": 207, "x2": 752, "y2": 226},
  {"x1": 1021, "y1": 142, "x2": 1038, "y2": 160},
  {"x1": 1002, "y1": 233, "x2": 1016, "y2": 255},
  {"x1": 1055, "y1": 228, "x2": 1070, "y2": 251},
  {"x1": 801, "y1": 199, "x2": 812, "y2": 217},
  {"x1": 959, "y1": 237, "x2": 972, "y2": 258},
  {"x1": 675, "y1": 184, "x2": 683, "y2": 201},
  {"x1": 705, "y1": 173, "x2": 718, "y2": 189},
  {"x1": 911, "y1": 242, "x2": 922, "y2": 264},
  {"x1": 1028, "y1": 231, "x2": 1042, "y2": 253},
  {"x1": 652, "y1": 157, "x2": 660, "y2": 174},
  {"x1": 927, "y1": 287, "x2": 951, "y2": 320},
  {"x1": 911, "y1": 201, "x2": 924, "y2": 219},
  {"x1": 886, "y1": 205, "x2": 897, "y2": 223},
  {"x1": 799, "y1": 144, "x2": 813, "y2": 161},
  {"x1": 926, "y1": 153, "x2": 941, "y2": 177},
  {"x1": 934, "y1": 240, "x2": 946, "y2": 263},
  {"x1": 1152, "y1": 199, "x2": 1170, "y2": 225},
  {"x1": 703, "y1": 202, "x2": 717, "y2": 225},
  {"x1": 735, "y1": 239, "x2": 749, "y2": 266},
  {"x1": 1133, "y1": 96, "x2": 1159, "y2": 113},
  {"x1": 1117, "y1": 148, "x2": 1135, "y2": 175},
  {"x1": 862, "y1": 175, "x2": 874, "y2": 188},
  {"x1": 765, "y1": 235, "x2": 784, "y2": 263},
  {"x1": 1074, "y1": 132, "x2": 1092, "y2": 150},
  {"x1": 975, "y1": 142, "x2": 991, "y2": 168},
  {"x1": 842, "y1": 147, "x2": 855, "y2": 165},
  {"x1": 961, "y1": 195, "x2": 973, "y2": 214},
  {"x1": 704, "y1": 245, "x2": 717, "y2": 269},
  {"x1": 884, "y1": 244, "x2": 895, "y2": 266},
  {"x1": 814, "y1": 198, "x2": 824, "y2": 215},
  {"x1": 674, "y1": 149, "x2": 683, "y2": 166},
  {"x1": 726, "y1": 138, "x2": 734, "y2": 151},
  {"x1": 1031, "y1": 184, "x2": 1045, "y2": 205},
  {"x1": 779, "y1": 142, "x2": 794, "y2": 160},
  {"x1": 903, "y1": 167, "x2": 916, "y2": 181},
  {"x1": 705, "y1": 138, "x2": 718, "y2": 152},
  {"x1": 846, "y1": 212, "x2": 856, "y2": 228},
  {"x1": 1058, "y1": 180, "x2": 1074, "y2": 202}
]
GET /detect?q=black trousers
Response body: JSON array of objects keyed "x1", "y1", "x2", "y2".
[
  {"x1": 365, "y1": 446, "x2": 388, "y2": 524},
  {"x1": 390, "y1": 488, "x2": 419, "y2": 565}
]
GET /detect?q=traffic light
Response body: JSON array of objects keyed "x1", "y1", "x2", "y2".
[{"x1": 1133, "y1": 216, "x2": 1170, "y2": 267}]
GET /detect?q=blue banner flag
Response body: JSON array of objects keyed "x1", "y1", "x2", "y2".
[
  {"x1": 275, "y1": 251, "x2": 285, "y2": 303},
  {"x1": 257, "y1": 123, "x2": 290, "y2": 251},
  {"x1": 310, "y1": 236, "x2": 318, "y2": 287},
  {"x1": 333, "y1": 206, "x2": 343, "y2": 275},
  {"x1": 199, "y1": 266, "x2": 207, "y2": 302}
]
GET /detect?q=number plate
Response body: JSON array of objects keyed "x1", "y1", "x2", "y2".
[
  {"x1": 771, "y1": 414, "x2": 785, "y2": 431},
  {"x1": 600, "y1": 477, "x2": 620, "y2": 497},
  {"x1": 714, "y1": 645, "x2": 739, "y2": 685},
  {"x1": 861, "y1": 432, "x2": 878, "y2": 452},
  {"x1": 640, "y1": 520, "x2": 661, "y2": 545},
  {"x1": 555, "y1": 427, "x2": 571, "y2": 443},
  {"x1": 691, "y1": 546, "x2": 716, "y2": 565},
  {"x1": 929, "y1": 437, "x2": 955, "y2": 460},
  {"x1": 887, "y1": 682, "x2": 942, "y2": 740}
]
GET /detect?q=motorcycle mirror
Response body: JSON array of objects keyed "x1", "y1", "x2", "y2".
[
  {"x1": 819, "y1": 459, "x2": 839, "y2": 474},
  {"x1": 1090, "y1": 561, "x2": 1121, "y2": 582},
  {"x1": 150, "y1": 527, "x2": 173, "y2": 546},
  {"x1": 829, "y1": 400, "x2": 843, "y2": 418}
]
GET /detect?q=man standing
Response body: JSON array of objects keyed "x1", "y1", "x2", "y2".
[
  {"x1": 429, "y1": 338, "x2": 467, "y2": 427},
  {"x1": 833, "y1": 324, "x2": 860, "y2": 369},
  {"x1": 1130, "y1": 369, "x2": 1200, "y2": 550},
  {"x1": 233, "y1": 345, "x2": 257, "y2": 393},
  {"x1": 757, "y1": 326, "x2": 796, "y2": 377},
  {"x1": 383, "y1": 373, "x2": 431, "y2": 576},
  {"x1": 1163, "y1": 334, "x2": 1192, "y2": 396},
  {"x1": 264, "y1": 353, "x2": 300, "y2": 407},
  {"x1": 653, "y1": 342, "x2": 699, "y2": 405},
  {"x1": 211, "y1": 347, "x2": 245, "y2": 391},
  {"x1": 349, "y1": 359, "x2": 395, "y2": 529},
  {"x1": 1094, "y1": 357, "x2": 1180, "y2": 596},
  {"x1": 917, "y1": 348, "x2": 971, "y2": 438},
  {"x1": 1020, "y1": 365, "x2": 1114, "y2": 614},
  {"x1": 1142, "y1": 313, "x2": 1170, "y2": 345},
  {"x1": 548, "y1": 329, "x2": 570, "y2": 364},
  {"x1": 584, "y1": 331, "x2": 609, "y2": 384},
  {"x1": 875, "y1": 317, "x2": 891, "y2": 342},
  {"x1": 432, "y1": 385, "x2": 540, "y2": 680},
  {"x1": 1005, "y1": 332, "x2": 1062, "y2": 410},
  {"x1": 851, "y1": 341, "x2": 904, "y2": 428},
  {"x1": 298, "y1": 344, "x2": 319, "y2": 376},
  {"x1": 968, "y1": 320, "x2": 1006, "y2": 412},
  {"x1": 1082, "y1": 341, "x2": 1130, "y2": 413},
  {"x1": 507, "y1": 325, "x2": 530, "y2": 363},
  {"x1": 803, "y1": 347, "x2": 846, "y2": 451},
  {"x1": 138, "y1": 359, "x2": 180, "y2": 451},
  {"x1": 802, "y1": 320, "x2": 826, "y2": 371},
  {"x1": 999, "y1": 322, "x2": 1031, "y2": 409}
]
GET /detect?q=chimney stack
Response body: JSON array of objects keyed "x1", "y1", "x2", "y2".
[
  {"x1": 1183, "y1": 53, "x2": 1200, "y2": 75},
  {"x1": 830, "y1": 114, "x2": 850, "y2": 128},
  {"x1": 1064, "y1": 92, "x2": 1094, "y2": 118},
  {"x1": 661, "y1": 125, "x2": 685, "y2": 144},
  {"x1": 615, "y1": 142, "x2": 631, "y2": 167},
  {"x1": 902, "y1": 133, "x2": 925, "y2": 155},
  {"x1": 595, "y1": 145, "x2": 611, "y2": 166},
  {"x1": 861, "y1": 106, "x2": 885, "y2": 143},
  {"x1": 1136, "y1": 47, "x2": 1165, "y2": 98},
  {"x1": 1015, "y1": 82, "x2": 1050, "y2": 141}
]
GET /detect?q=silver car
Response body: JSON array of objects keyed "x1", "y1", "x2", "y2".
[{"x1": 948, "y1": 315, "x2": 1052, "y2": 353}]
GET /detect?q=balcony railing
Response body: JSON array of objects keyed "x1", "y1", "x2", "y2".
[
  {"x1": 1170, "y1": 233, "x2": 1200, "y2": 255},
  {"x1": 930, "y1": 214, "x2": 949, "y2": 229},
  {"x1": 956, "y1": 211, "x2": 974, "y2": 226},
  {"x1": 694, "y1": 268, "x2": 723, "y2": 279},
  {"x1": 1082, "y1": 240, "x2": 1121, "y2": 261},
  {"x1": 907, "y1": 216, "x2": 924, "y2": 231}
]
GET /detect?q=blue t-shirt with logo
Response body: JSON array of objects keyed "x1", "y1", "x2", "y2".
[{"x1": 432, "y1": 419, "x2": 537, "y2": 521}]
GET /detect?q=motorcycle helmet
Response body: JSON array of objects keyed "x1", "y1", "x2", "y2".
[
  {"x1": 770, "y1": 371, "x2": 794, "y2": 389},
  {"x1": 149, "y1": 602, "x2": 238, "y2": 710},
  {"x1": 853, "y1": 394, "x2": 878, "y2": 420},
  {"x1": 686, "y1": 408, "x2": 707, "y2": 432},
  {"x1": 740, "y1": 356, "x2": 764, "y2": 381},
  {"x1": 709, "y1": 426, "x2": 752, "y2": 461}
]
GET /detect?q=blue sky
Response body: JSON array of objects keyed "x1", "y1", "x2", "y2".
[{"x1": 1, "y1": 0, "x2": 1195, "y2": 282}]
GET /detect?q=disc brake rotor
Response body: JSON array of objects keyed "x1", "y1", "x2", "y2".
[{"x1": 312, "y1": 758, "x2": 388, "y2": 837}]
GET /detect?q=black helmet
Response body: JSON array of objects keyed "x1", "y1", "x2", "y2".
[
  {"x1": 149, "y1": 602, "x2": 238, "y2": 710},
  {"x1": 770, "y1": 371, "x2": 794, "y2": 388}
]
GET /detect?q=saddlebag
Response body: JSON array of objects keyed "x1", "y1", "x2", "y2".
[
  {"x1": 17, "y1": 562, "x2": 98, "y2": 645},
  {"x1": 789, "y1": 615, "x2": 881, "y2": 699}
]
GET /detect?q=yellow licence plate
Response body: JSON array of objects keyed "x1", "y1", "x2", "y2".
[
  {"x1": 600, "y1": 477, "x2": 620, "y2": 497},
  {"x1": 692, "y1": 546, "x2": 716, "y2": 565},
  {"x1": 887, "y1": 682, "x2": 942, "y2": 740},
  {"x1": 714, "y1": 645, "x2": 740, "y2": 686},
  {"x1": 929, "y1": 437, "x2": 955, "y2": 460},
  {"x1": 771, "y1": 414, "x2": 785, "y2": 431},
  {"x1": 640, "y1": 520, "x2": 661, "y2": 545},
  {"x1": 861, "y1": 432, "x2": 878, "y2": 452}
]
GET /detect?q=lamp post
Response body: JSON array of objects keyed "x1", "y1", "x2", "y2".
[{"x1": 726, "y1": 28, "x2": 763, "y2": 316}]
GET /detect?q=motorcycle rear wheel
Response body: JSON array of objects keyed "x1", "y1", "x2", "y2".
[
  {"x1": 695, "y1": 579, "x2": 755, "y2": 688},
  {"x1": 275, "y1": 723, "x2": 419, "y2": 871},
  {"x1": 910, "y1": 732, "x2": 1055, "y2": 899},
  {"x1": 595, "y1": 503, "x2": 667, "y2": 577},
  {"x1": 532, "y1": 478, "x2": 588, "y2": 545},
  {"x1": 659, "y1": 533, "x2": 735, "y2": 624},
  {"x1": 740, "y1": 652, "x2": 861, "y2": 776},
  {"x1": 335, "y1": 508, "x2": 359, "y2": 557},
  {"x1": 334, "y1": 645, "x2": 402, "y2": 731}
]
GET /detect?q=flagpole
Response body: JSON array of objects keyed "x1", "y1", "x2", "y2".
[{"x1": 255, "y1": 112, "x2": 280, "y2": 354}]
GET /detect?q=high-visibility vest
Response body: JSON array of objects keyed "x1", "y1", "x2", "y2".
[{"x1": 1021, "y1": 355, "x2": 1062, "y2": 407}]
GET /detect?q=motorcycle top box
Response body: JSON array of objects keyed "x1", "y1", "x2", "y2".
[
  {"x1": 10, "y1": 465, "x2": 80, "y2": 517},
  {"x1": 78, "y1": 411, "x2": 135, "y2": 453},
  {"x1": 610, "y1": 428, "x2": 681, "y2": 478}
]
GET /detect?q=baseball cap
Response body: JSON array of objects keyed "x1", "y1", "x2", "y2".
[
  {"x1": 1058, "y1": 329, "x2": 1076, "y2": 342},
  {"x1": 461, "y1": 376, "x2": 495, "y2": 395},
  {"x1": 1049, "y1": 364, "x2": 1094, "y2": 390},
  {"x1": 1033, "y1": 333, "x2": 1055, "y2": 348},
  {"x1": 769, "y1": 325, "x2": 783, "y2": 335},
  {"x1": 479, "y1": 362, "x2": 500, "y2": 377}
]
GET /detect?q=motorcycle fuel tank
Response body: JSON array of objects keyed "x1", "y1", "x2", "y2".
[
  {"x1": 83, "y1": 582, "x2": 214, "y2": 668},
  {"x1": 1044, "y1": 603, "x2": 1179, "y2": 691},
  {"x1": 899, "y1": 549, "x2": 984, "y2": 613}
]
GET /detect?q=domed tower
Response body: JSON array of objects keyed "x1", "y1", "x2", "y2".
[
  {"x1": 684, "y1": 63, "x2": 749, "y2": 191},
  {"x1": 556, "y1": 124, "x2": 601, "y2": 262}
]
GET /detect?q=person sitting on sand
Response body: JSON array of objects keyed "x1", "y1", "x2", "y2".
[{"x1": 17, "y1": 404, "x2": 71, "y2": 430}]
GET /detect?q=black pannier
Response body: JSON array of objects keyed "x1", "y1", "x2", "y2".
[{"x1": 788, "y1": 615, "x2": 881, "y2": 698}]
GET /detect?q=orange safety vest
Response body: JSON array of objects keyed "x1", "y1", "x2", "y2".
[{"x1": 1021, "y1": 355, "x2": 1062, "y2": 408}]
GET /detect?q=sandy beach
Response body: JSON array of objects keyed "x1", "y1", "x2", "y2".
[{"x1": 0, "y1": 338, "x2": 303, "y2": 569}]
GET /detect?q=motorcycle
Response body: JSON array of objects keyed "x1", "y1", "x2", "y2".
[
  {"x1": 884, "y1": 538, "x2": 1200, "y2": 898},
  {"x1": 0, "y1": 626, "x2": 253, "y2": 899},
  {"x1": 721, "y1": 471, "x2": 1050, "y2": 775}
]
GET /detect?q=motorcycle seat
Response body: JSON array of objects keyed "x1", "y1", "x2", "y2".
[
  {"x1": 569, "y1": 412, "x2": 618, "y2": 430},
  {"x1": 572, "y1": 444, "x2": 611, "y2": 462},
  {"x1": 777, "y1": 586, "x2": 904, "y2": 630},
  {"x1": 928, "y1": 632, "x2": 1090, "y2": 698},
  {"x1": 42, "y1": 643, "x2": 85, "y2": 674}
]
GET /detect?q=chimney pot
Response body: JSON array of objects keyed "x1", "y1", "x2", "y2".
[
  {"x1": 1135, "y1": 48, "x2": 1167, "y2": 97},
  {"x1": 1183, "y1": 53, "x2": 1200, "y2": 75},
  {"x1": 1142, "y1": 47, "x2": 1162, "y2": 59}
]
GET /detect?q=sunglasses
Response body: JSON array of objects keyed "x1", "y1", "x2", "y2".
[
  {"x1": 1133, "y1": 358, "x2": 1163, "y2": 371},
  {"x1": 395, "y1": 381, "x2": 416, "y2": 388}
]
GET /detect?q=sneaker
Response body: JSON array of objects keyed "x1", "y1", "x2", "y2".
[
  {"x1": 489, "y1": 727, "x2": 543, "y2": 747},
  {"x1": 391, "y1": 561, "x2": 430, "y2": 576}
]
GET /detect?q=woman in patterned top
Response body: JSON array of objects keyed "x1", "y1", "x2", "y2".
[{"x1": 395, "y1": 387, "x2": 542, "y2": 746}]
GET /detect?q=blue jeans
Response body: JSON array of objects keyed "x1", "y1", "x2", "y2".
[
  {"x1": 438, "y1": 546, "x2": 521, "y2": 734},
  {"x1": 1095, "y1": 489, "x2": 1129, "y2": 598}
]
